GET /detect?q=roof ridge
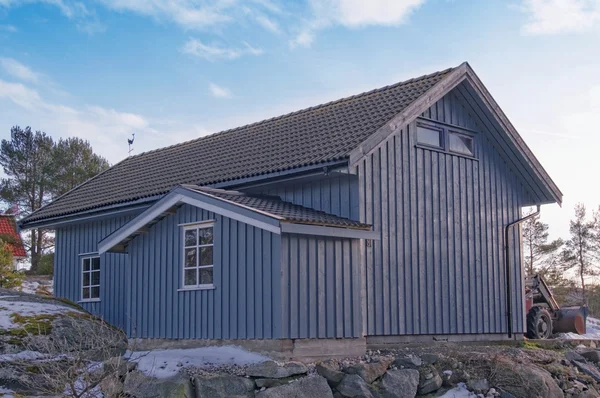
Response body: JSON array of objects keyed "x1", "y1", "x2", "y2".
[{"x1": 126, "y1": 66, "x2": 456, "y2": 160}]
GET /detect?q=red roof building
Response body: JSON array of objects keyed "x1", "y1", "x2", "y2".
[{"x1": 0, "y1": 215, "x2": 27, "y2": 258}]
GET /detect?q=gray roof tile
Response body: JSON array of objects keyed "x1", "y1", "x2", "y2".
[
  {"x1": 186, "y1": 185, "x2": 371, "y2": 229},
  {"x1": 22, "y1": 67, "x2": 455, "y2": 225}
]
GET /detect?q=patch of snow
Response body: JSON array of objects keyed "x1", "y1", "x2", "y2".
[
  {"x1": 0, "y1": 385, "x2": 15, "y2": 398},
  {"x1": 126, "y1": 346, "x2": 269, "y2": 379},
  {"x1": 19, "y1": 281, "x2": 39, "y2": 294},
  {"x1": 0, "y1": 297, "x2": 80, "y2": 330},
  {"x1": 443, "y1": 370, "x2": 453, "y2": 376},
  {"x1": 438, "y1": 382, "x2": 477, "y2": 398},
  {"x1": 560, "y1": 316, "x2": 600, "y2": 340},
  {"x1": 0, "y1": 350, "x2": 47, "y2": 362}
]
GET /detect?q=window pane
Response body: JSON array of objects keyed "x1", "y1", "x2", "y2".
[
  {"x1": 91, "y1": 286, "x2": 100, "y2": 299},
  {"x1": 83, "y1": 259, "x2": 90, "y2": 271},
  {"x1": 184, "y1": 269, "x2": 197, "y2": 286},
  {"x1": 449, "y1": 133, "x2": 474, "y2": 155},
  {"x1": 200, "y1": 247, "x2": 213, "y2": 266},
  {"x1": 83, "y1": 287, "x2": 90, "y2": 299},
  {"x1": 184, "y1": 229, "x2": 197, "y2": 246},
  {"x1": 200, "y1": 268, "x2": 213, "y2": 285},
  {"x1": 91, "y1": 257, "x2": 100, "y2": 270},
  {"x1": 417, "y1": 125, "x2": 442, "y2": 148},
  {"x1": 91, "y1": 271, "x2": 100, "y2": 286},
  {"x1": 83, "y1": 272, "x2": 90, "y2": 287},
  {"x1": 185, "y1": 248, "x2": 197, "y2": 267},
  {"x1": 199, "y1": 227, "x2": 213, "y2": 245}
]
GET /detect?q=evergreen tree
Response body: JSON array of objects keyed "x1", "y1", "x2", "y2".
[
  {"x1": 0, "y1": 240, "x2": 24, "y2": 288},
  {"x1": 0, "y1": 126, "x2": 55, "y2": 272},
  {"x1": 52, "y1": 137, "x2": 109, "y2": 197},
  {"x1": 563, "y1": 203, "x2": 597, "y2": 302},
  {"x1": 522, "y1": 212, "x2": 563, "y2": 277}
]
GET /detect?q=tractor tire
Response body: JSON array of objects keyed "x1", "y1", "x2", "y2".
[{"x1": 526, "y1": 306, "x2": 553, "y2": 339}]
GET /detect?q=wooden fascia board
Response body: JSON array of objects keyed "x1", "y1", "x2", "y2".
[
  {"x1": 280, "y1": 222, "x2": 380, "y2": 240},
  {"x1": 98, "y1": 188, "x2": 282, "y2": 254},
  {"x1": 348, "y1": 62, "x2": 469, "y2": 165}
]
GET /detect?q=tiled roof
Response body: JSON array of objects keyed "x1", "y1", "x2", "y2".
[
  {"x1": 0, "y1": 215, "x2": 27, "y2": 257},
  {"x1": 21, "y1": 67, "x2": 455, "y2": 225},
  {"x1": 186, "y1": 186, "x2": 371, "y2": 229}
]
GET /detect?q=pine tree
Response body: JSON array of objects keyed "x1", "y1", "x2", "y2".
[
  {"x1": 522, "y1": 212, "x2": 563, "y2": 277},
  {"x1": 0, "y1": 126, "x2": 55, "y2": 272},
  {"x1": 563, "y1": 203, "x2": 597, "y2": 302},
  {"x1": 51, "y1": 137, "x2": 109, "y2": 197}
]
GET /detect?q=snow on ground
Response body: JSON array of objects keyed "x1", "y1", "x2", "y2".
[
  {"x1": 126, "y1": 346, "x2": 269, "y2": 378},
  {"x1": 18, "y1": 279, "x2": 53, "y2": 295},
  {"x1": 560, "y1": 316, "x2": 600, "y2": 340},
  {"x1": 0, "y1": 385, "x2": 15, "y2": 398},
  {"x1": 438, "y1": 383, "x2": 477, "y2": 398},
  {"x1": 0, "y1": 296, "x2": 80, "y2": 330}
]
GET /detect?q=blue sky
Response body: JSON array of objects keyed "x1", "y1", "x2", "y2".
[{"x1": 0, "y1": 0, "x2": 599, "y2": 239}]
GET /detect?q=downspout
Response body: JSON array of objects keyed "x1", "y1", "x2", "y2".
[{"x1": 504, "y1": 205, "x2": 540, "y2": 338}]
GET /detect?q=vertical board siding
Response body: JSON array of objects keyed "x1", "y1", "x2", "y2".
[
  {"x1": 360, "y1": 90, "x2": 530, "y2": 336},
  {"x1": 280, "y1": 234, "x2": 362, "y2": 338},
  {"x1": 54, "y1": 214, "x2": 137, "y2": 331},
  {"x1": 126, "y1": 204, "x2": 282, "y2": 339},
  {"x1": 248, "y1": 174, "x2": 360, "y2": 221}
]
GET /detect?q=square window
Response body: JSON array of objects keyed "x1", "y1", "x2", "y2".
[
  {"x1": 199, "y1": 228, "x2": 213, "y2": 245},
  {"x1": 91, "y1": 286, "x2": 100, "y2": 299},
  {"x1": 185, "y1": 248, "x2": 197, "y2": 267},
  {"x1": 417, "y1": 125, "x2": 443, "y2": 148},
  {"x1": 449, "y1": 132, "x2": 474, "y2": 156}
]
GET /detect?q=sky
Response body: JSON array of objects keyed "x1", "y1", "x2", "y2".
[{"x1": 0, "y1": 0, "x2": 599, "y2": 240}]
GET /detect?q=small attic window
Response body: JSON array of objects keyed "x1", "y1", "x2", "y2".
[
  {"x1": 416, "y1": 125, "x2": 443, "y2": 148},
  {"x1": 449, "y1": 132, "x2": 474, "y2": 156}
]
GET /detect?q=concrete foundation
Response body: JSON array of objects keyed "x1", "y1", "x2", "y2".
[
  {"x1": 366, "y1": 333, "x2": 523, "y2": 349},
  {"x1": 131, "y1": 338, "x2": 367, "y2": 362}
]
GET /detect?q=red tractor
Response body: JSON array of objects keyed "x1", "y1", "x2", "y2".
[{"x1": 525, "y1": 274, "x2": 588, "y2": 339}]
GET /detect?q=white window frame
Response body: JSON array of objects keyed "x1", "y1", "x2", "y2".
[
  {"x1": 180, "y1": 221, "x2": 215, "y2": 291},
  {"x1": 81, "y1": 255, "x2": 100, "y2": 302}
]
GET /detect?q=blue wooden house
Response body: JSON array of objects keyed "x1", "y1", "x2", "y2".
[{"x1": 19, "y1": 63, "x2": 562, "y2": 354}]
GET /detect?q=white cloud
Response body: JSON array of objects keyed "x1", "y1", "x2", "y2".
[
  {"x1": 291, "y1": 0, "x2": 426, "y2": 48},
  {"x1": 0, "y1": 24, "x2": 17, "y2": 32},
  {"x1": 0, "y1": 58, "x2": 40, "y2": 83},
  {"x1": 255, "y1": 13, "x2": 280, "y2": 33},
  {"x1": 0, "y1": 78, "x2": 158, "y2": 162},
  {"x1": 181, "y1": 38, "x2": 264, "y2": 60},
  {"x1": 208, "y1": 83, "x2": 232, "y2": 99},
  {"x1": 521, "y1": 0, "x2": 600, "y2": 35}
]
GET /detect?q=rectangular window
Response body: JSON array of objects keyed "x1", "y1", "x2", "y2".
[
  {"x1": 449, "y1": 132, "x2": 474, "y2": 156},
  {"x1": 417, "y1": 125, "x2": 443, "y2": 148},
  {"x1": 81, "y1": 256, "x2": 100, "y2": 301},
  {"x1": 182, "y1": 223, "x2": 214, "y2": 289}
]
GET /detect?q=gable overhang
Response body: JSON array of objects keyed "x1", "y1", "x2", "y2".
[
  {"x1": 98, "y1": 186, "x2": 376, "y2": 254},
  {"x1": 348, "y1": 62, "x2": 562, "y2": 206}
]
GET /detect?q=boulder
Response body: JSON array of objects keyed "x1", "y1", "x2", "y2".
[
  {"x1": 572, "y1": 360, "x2": 600, "y2": 383},
  {"x1": 379, "y1": 369, "x2": 419, "y2": 398},
  {"x1": 345, "y1": 359, "x2": 390, "y2": 383},
  {"x1": 124, "y1": 371, "x2": 194, "y2": 398},
  {"x1": 195, "y1": 375, "x2": 255, "y2": 397},
  {"x1": 492, "y1": 359, "x2": 562, "y2": 398},
  {"x1": 393, "y1": 355, "x2": 422, "y2": 369},
  {"x1": 468, "y1": 378, "x2": 489, "y2": 394},
  {"x1": 566, "y1": 350, "x2": 587, "y2": 363},
  {"x1": 256, "y1": 375, "x2": 333, "y2": 398},
  {"x1": 256, "y1": 377, "x2": 300, "y2": 388},
  {"x1": 336, "y1": 374, "x2": 378, "y2": 398},
  {"x1": 420, "y1": 353, "x2": 439, "y2": 365},
  {"x1": 246, "y1": 360, "x2": 308, "y2": 379},
  {"x1": 417, "y1": 366, "x2": 442, "y2": 395},
  {"x1": 316, "y1": 360, "x2": 345, "y2": 386},
  {"x1": 580, "y1": 351, "x2": 600, "y2": 363}
]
